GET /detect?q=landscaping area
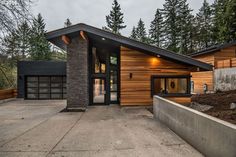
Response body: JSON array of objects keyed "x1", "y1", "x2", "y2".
[{"x1": 190, "y1": 90, "x2": 236, "y2": 124}]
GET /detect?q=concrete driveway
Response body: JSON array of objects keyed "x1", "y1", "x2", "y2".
[{"x1": 0, "y1": 99, "x2": 203, "y2": 157}]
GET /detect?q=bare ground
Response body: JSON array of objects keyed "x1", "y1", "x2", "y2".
[{"x1": 191, "y1": 90, "x2": 236, "y2": 124}]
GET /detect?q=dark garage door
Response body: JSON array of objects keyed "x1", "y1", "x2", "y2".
[{"x1": 26, "y1": 76, "x2": 66, "y2": 99}]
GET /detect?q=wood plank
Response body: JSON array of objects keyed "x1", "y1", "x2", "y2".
[
  {"x1": 120, "y1": 46, "x2": 192, "y2": 106},
  {"x1": 191, "y1": 71, "x2": 213, "y2": 94}
]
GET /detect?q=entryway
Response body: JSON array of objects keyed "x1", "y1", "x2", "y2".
[{"x1": 89, "y1": 42, "x2": 120, "y2": 105}]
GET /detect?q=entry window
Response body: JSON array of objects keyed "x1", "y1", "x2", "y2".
[
  {"x1": 151, "y1": 76, "x2": 190, "y2": 96},
  {"x1": 93, "y1": 47, "x2": 106, "y2": 73}
]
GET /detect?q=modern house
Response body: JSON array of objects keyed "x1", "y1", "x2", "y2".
[
  {"x1": 190, "y1": 41, "x2": 236, "y2": 93},
  {"x1": 17, "y1": 23, "x2": 212, "y2": 109}
]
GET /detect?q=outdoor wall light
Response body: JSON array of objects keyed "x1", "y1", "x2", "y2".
[
  {"x1": 129, "y1": 73, "x2": 133, "y2": 79},
  {"x1": 157, "y1": 54, "x2": 161, "y2": 58},
  {"x1": 102, "y1": 37, "x2": 106, "y2": 41}
]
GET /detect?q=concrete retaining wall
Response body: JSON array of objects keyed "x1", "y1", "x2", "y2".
[
  {"x1": 153, "y1": 96, "x2": 236, "y2": 157},
  {"x1": 214, "y1": 67, "x2": 236, "y2": 91}
]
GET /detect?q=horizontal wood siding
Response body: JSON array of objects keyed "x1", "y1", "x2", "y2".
[
  {"x1": 165, "y1": 97, "x2": 191, "y2": 105},
  {"x1": 191, "y1": 71, "x2": 213, "y2": 94},
  {"x1": 214, "y1": 46, "x2": 236, "y2": 62},
  {"x1": 194, "y1": 54, "x2": 215, "y2": 66},
  {"x1": 120, "y1": 46, "x2": 191, "y2": 106},
  {"x1": 0, "y1": 89, "x2": 17, "y2": 100}
]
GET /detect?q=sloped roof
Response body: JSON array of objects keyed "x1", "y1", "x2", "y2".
[
  {"x1": 46, "y1": 23, "x2": 212, "y2": 71},
  {"x1": 189, "y1": 41, "x2": 236, "y2": 57}
]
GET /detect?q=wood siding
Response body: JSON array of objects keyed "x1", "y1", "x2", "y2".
[
  {"x1": 191, "y1": 71, "x2": 213, "y2": 94},
  {"x1": 191, "y1": 45, "x2": 236, "y2": 93},
  {"x1": 0, "y1": 89, "x2": 17, "y2": 100},
  {"x1": 120, "y1": 46, "x2": 191, "y2": 106}
]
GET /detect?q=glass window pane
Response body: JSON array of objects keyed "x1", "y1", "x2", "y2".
[
  {"x1": 39, "y1": 77, "x2": 50, "y2": 82},
  {"x1": 39, "y1": 88, "x2": 50, "y2": 93},
  {"x1": 93, "y1": 79, "x2": 105, "y2": 103},
  {"x1": 51, "y1": 94, "x2": 62, "y2": 99},
  {"x1": 27, "y1": 77, "x2": 38, "y2": 82},
  {"x1": 51, "y1": 83, "x2": 61, "y2": 88},
  {"x1": 93, "y1": 47, "x2": 106, "y2": 74},
  {"x1": 27, "y1": 82, "x2": 38, "y2": 87},
  {"x1": 39, "y1": 94, "x2": 50, "y2": 99},
  {"x1": 153, "y1": 78, "x2": 165, "y2": 95},
  {"x1": 27, "y1": 88, "x2": 38, "y2": 93},
  {"x1": 39, "y1": 83, "x2": 49, "y2": 87},
  {"x1": 51, "y1": 88, "x2": 62, "y2": 93},
  {"x1": 110, "y1": 70, "x2": 117, "y2": 91},
  {"x1": 51, "y1": 77, "x2": 62, "y2": 82},
  {"x1": 110, "y1": 56, "x2": 117, "y2": 65},
  {"x1": 110, "y1": 92, "x2": 117, "y2": 101},
  {"x1": 166, "y1": 78, "x2": 187, "y2": 94},
  {"x1": 63, "y1": 88, "x2": 66, "y2": 93},
  {"x1": 27, "y1": 94, "x2": 38, "y2": 99}
]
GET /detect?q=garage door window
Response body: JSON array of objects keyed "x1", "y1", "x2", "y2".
[{"x1": 26, "y1": 76, "x2": 66, "y2": 99}]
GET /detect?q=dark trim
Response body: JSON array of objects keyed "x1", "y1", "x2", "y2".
[
  {"x1": 189, "y1": 41, "x2": 236, "y2": 57},
  {"x1": 151, "y1": 75, "x2": 191, "y2": 97},
  {"x1": 46, "y1": 23, "x2": 212, "y2": 71}
]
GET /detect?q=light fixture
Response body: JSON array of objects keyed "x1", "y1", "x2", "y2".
[
  {"x1": 102, "y1": 37, "x2": 106, "y2": 41},
  {"x1": 157, "y1": 55, "x2": 161, "y2": 58}
]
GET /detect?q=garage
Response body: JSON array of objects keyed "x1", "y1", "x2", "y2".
[
  {"x1": 26, "y1": 76, "x2": 66, "y2": 99},
  {"x1": 17, "y1": 61, "x2": 67, "y2": 100}
]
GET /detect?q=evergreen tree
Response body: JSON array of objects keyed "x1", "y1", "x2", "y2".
[
  {"x1": 224, "y1": 0, "x2": 236, "y2": 42},
  {"x1": 14, "y1": 21, "x2": 31, "y2": 59},
  {"x1": 162, "y1": 0, "x2": 180, "y2": 52},
  {"x1": 178, "y1": 0, "x2": 193, "y2": 54},
  {"x1": 149, "y1": 9, "x2": 164, "y2": 47},
  {"x1": 195, "y1": 0, "x2": 213, "y2": 49},
  {"x1": 29, "y1": 14, "x2": 52, "y2": 60},
  {"x1": 105, "y1": 0, "x2": 126, "y2": 34},
  {"x1": 135, "y1": 19, "x2": 148, "y2": 43},
  {"x1": 212, "y1": 0, "x2": 228, "y2": 43},
  {"x1": 64, "y1": 18, "x2": 72, "y2": 27},
  {"x1": 2, "y1": 21, "x2": 31, "y2": 64},
  {"x1": 130, "y1": 26, "x2": 137, "y2": 40}
]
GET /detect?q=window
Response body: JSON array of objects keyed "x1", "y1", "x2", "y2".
[{"x1": 151, "y1": 75, "x2": 190, "y2": 96}]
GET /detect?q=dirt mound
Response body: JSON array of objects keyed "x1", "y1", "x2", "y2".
[{"x1": 191, "y1": 90, "x2": 236, "y2": 124}]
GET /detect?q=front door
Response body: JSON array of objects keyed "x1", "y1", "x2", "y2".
[{"x1": 90, "y1": 46, "x2": 120, "y2": 105}]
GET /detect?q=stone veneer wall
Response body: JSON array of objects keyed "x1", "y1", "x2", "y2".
[{"x1": 66, "y1": 35, "x2": 89, "y2": 109}]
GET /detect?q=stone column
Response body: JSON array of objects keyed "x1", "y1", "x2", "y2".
[{"x1": 66, "y1": 35, "x2": 89, "y2": 110}]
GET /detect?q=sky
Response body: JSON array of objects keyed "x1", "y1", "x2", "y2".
[{"x1": 32, "y1": 0, "x2": 214, "y2": 36}]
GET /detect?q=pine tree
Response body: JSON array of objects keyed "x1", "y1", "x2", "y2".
[
  {"x1": 162, "y1": 0, "x2": 181, "y2": 52},
  {"x1": 212, "y1": 0, "x2": 228, "y2": 43},
  {"x1": 1, "y1": 21, "x2": 31, "y2": 66},
  {"x1": 29, "y1": 14, "x2": 52, "y2": 60},
  {"x1": 64, "y1": 18, "x2": 72, "y2": 27},
  {"x1": 105, "y1": 0, "x2": 126, "y2": 34},
  {"x1": 149, "y1": 9, "x2": 164, "y2": 47},
  {"x1": 135, "y1": 19, "x2": 148, "y2": 43},
  {"x1": 130, "y1": 26, "x2": 137, "y2": 40},
  {"x1": 14, "y1": 21, "x2": 31, "y2": 59},
  {"x1": 224, "y1": 0, "x2": 236, "y2": 42},
  {"x1": 178, "y1": 0, "x2": 193, "y2": 54},
  {"x1": 195, "y1": 0, "x2": 213, "y2": 49}
]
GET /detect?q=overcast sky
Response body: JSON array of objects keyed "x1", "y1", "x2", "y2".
[{"x1": 32, "y1": 0, "x2": 214, "y2": 36}]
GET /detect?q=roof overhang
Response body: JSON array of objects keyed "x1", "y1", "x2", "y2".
[
  {"x1": 46, "y1": 23, "x2": 213, "y2": 71},
  {"x1": 189, "y1": 41, "x2": 236, "y2": 57}
]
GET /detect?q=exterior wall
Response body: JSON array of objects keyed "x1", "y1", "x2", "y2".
[
  {"x1": 153, "y1": 96, "x2": 236, "y2": 157},
  {"x1": 191, "y1": 71, "x2": 214, "y2": 94},
  {"x1": 17, "y1": 61, "x2": 66, "y2": 98},
  {"x1": 67, "y1": 36, "x2": 89, "y2": 109},
  {"x1": 192, "y1": 45, "x2": 236, "y2": 93},
  {"x1": 214, "y1": 67, "x2": 236, "y2": 91},
  {"x1": 120, "y1": 46, "x2": 191, "y2": 106}
]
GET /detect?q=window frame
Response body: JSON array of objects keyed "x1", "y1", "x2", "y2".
[{"x1": 151, "y1": 75, "x2": 191, "y2": 97}]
